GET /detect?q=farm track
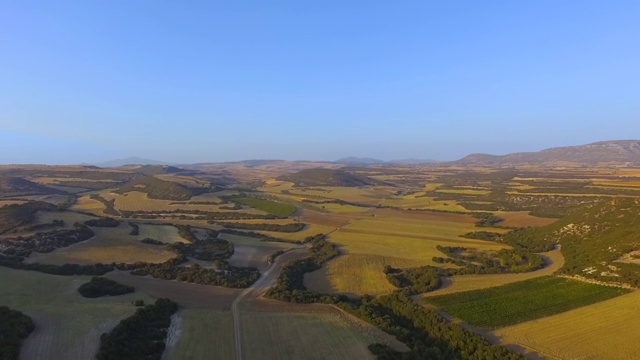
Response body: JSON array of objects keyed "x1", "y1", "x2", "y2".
[{"x1": 232, "y1": 248, "x2": 309, "y2": 360}]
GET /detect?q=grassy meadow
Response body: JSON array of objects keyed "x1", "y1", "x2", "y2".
[{"x1": 0, "y1": 267, "x2": 154, "y2": 360}]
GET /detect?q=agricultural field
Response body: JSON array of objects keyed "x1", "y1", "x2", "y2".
[
  {"x1": 0, "y1": 267, "x2": 154, "y2": 360},
  {"x1": 167, "y1": 310, "x2": 235, "y2": 360},
  {"x1": 493, "y1": 211, "x2": 558, "y2": 228},
  {"x1": 495, "y1": 290, "x2": 640, "y2": 360},
  {"x1": 305, "y1": 210, "x2": 509, "y2": 296},
  {"x1": 220, "y1": 232, "x2": 299, "y2": 271},
  {"x1": 423, "y1": 247, "x2": 565, "y2": 297},
  {"x1": 25, "y1": 223, "x2": 178, "y2": 265},
  {"x1": 426, "y1": 276, "x2": 629, "y2": 328},
  {"x1": 97, "y1": 191, "x2": 226, "y2": 212},
  {"x1": 239, "y1": 310, "x2": 375, "y2": 360},
  {"x1": 224, "y1": 195, "x2": 297, "y2": 217}
]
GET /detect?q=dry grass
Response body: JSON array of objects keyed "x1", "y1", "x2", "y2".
[
  {"x1": 494, "y1": 290, "x2": 640, "y2": 360},
  {"x1": 257, "y1": 223, "x2": 337, "y2": 242},
  {"x1": 306, "y1": 211, "x2": 508, "y2": 296},
  {"x1": 423, "y1": 248, "x2": 564, "y2": 297},
  {"x1": 305, "y1": 253, "x2": 438, "y2": 297},
  {"x1": 436, "y1": 189, "x2": 491, "y2": 195},
  {"x1": 494, "y1": 211, "x2": 558, "y2": 227},
  {"x1": 25, "y1": 223, "x2": 177, "y2": 265},
  {"x1": 72, "y1": 195, "x2": 107, "y2": 215},
  {"x1": 136, "y1": 223, "x2": 185, "y2": 243},
  {"x1": 379, "y1": 196, "x2": 468, "y2": 212}
]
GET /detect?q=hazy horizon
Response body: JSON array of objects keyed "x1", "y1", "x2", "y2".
[{"x1": 2, "y1": 2, "x2": 639, "y2": 164}]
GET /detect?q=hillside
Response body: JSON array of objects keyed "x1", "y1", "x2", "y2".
[
  {"x1": 0, "y1": 177, "x2": 65, "y2": 197},
  {"x1": 115, "y1": 176, "x2": 208, "y2": 200},
  {"x1": 277, "y1": 168, "x2": 379, "y2": 187},
  {"x1": 501, "y1": 198, "x2": 640, "y2": 287},
  {"x1": 453, "y1": 140, "x2": 640, "y2": 166}
]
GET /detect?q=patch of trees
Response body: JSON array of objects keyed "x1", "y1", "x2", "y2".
[
  {"x1": 1, "y1": 223, "x2": 94, "y2": 257},
  {"x1": 175, "y1": 225, "x2": 199, "y2": 242},
  {"x1": 267, "y1": 250, "x2": 286, "y2": 265},
  {"x1": 128, "y1": 222, "x2": 139, "y2": 235},
  {"x1": 266, "y1": 234, "x2": 342, "y2": 303},
  {"x1": 97, "y1": 298, "x2": 178, "y2": 360},
  {"x1": 130, "y1": 256, "x2": 260, "y2": 288},
  {"x1": 432, "y1": 246, "x2": 545, "y2": 275},
  {"x1": 84, "y1": 217, "x2": 120, "y2": 227},
  {"x1": 0, "y1": 306, "x2": 35, "y2": 360},
  {"x1": 89, "y1": 194, "x2": 120, "y2": 216},
  {"x1": 0, "y1": 201, "x2": 57, "y2": 235},
  {"x1": 167, "y1": 237, "x2": 234, "y2": 262},
  {"x1": 471, "y1": 212, "x2": 504, "y2": 227},
  {"x1": 341, "y1": 293, "x2": 524, "y2": 360},
  {"x1": 141, "y1": 238, "x2": 165, "y2": 246},
  {"x1": 216, "y1": 222, "x2": 305, "y2": 233},
  {"x1": 116, "y1": 176, "x2": 206, "y2": 201},
  {"x1": 77, "y1": 276, "x2": 134, "y2": 298},
  {"x1": 0, "y1": 256, "x2": 114, "y2": 276},
  {"x1": 460, "y1": 231, "x2": 502, "y2": 241},
  {"x1": 384, "y1": 266, "x2": 441, "y2": 295}
]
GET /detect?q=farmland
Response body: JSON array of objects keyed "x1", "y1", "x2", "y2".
[
  {"x1": 426, "y1": 276, "x2": 629, "y2": 328},
  {"x1": 423, "y1": 247, "x2": 565, "y2": 297},
  {"x1": 495, "y1": 290, "x2": 640, "y2": 360},
  {"x1": 306, "y1": 210, "x2": 509, "y2": 296},
  {"x1": 25, "y1": 223, "x2": 178, "y2": 265},
  {"x1": 0, "y1": 267, "x2": 154, "y2": 360},
  {"x1": 6, "y1": 163, "x2": 640, "y2": 358},
  {"x1": 239, "y1": 310, "x2": 375, "y2": 360}
]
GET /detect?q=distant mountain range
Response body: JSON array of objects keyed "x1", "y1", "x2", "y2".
[
  {"x1": 92, "y1": 140, "x2": 640, "y2": 169},
  {"x1": 451, "y1": 140, "x2": 640, "y2": 166},
  {"x1": 94, "y1": 157, "x2": 175, "y2": 167},
  {"x1": 335, "y1": 157, "x2": 439, "y2": 166}
]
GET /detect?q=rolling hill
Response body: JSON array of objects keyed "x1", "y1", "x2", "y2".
[
  {"x1": 277, "y1": 168, "x2": 380, "y2": 187},
  {"x1": 0, "y1": 177, "x2": 65, "y2": 197},
  {"x1": 453, "y1": 140, "x2": 640, "y2": 166}
]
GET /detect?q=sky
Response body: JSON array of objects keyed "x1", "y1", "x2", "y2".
[{"x1": 1, "y1": 1, "x2": 639, "y2": 164}]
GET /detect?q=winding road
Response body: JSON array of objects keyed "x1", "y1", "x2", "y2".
[{"x1": 231, "y1": 248, "x2": 308, "y2": 360}]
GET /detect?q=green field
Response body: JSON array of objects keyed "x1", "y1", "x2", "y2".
[
  {"x1": 0, "y1": 267, "x2": 154, "y2": 360},
  {"x1": 168, "y1": 310, "x2": 235, "y2": 360},
  {"x1": 426, "y1": 276, "x2": 629, "y2": 328},
  {"x1": 240, "y1": 311, "x2": 375, "y2": 360}
]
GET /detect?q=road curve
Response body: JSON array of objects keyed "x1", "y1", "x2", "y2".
[{"x1": 232, "y1": 248, "x2": 308, "y2": 360}]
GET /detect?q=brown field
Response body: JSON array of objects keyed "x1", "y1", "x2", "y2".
[
  {"x1": 422, "y1": 247, "x2": 564, "y2": 297},
  {"x1": 25, "y1": 223, "x2": 178, "y2": 265},
  {"x1": 15, "y1": 194, "x2": 71, "y2": 205},
  {"x1": 494, "y1": 211, "x2": 558, "y2": 227},
  {"x1": 0, "y1": 199, "x2": 29, "y2": 206},
  {"x1": 495, "y1": 290, "x2": 640, "y2": 360},
  {"x1": 105, "y1": 271, "x2": 240, "y2": 310},
  {"x1": 257, "y1": 223, "x2": 337, "y2": 242}
]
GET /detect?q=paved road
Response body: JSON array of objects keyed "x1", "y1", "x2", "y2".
[{"x1": 232, "y1": 248, "x2": 308, "y2": 360}]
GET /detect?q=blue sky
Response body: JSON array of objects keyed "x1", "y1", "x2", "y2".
[{"x1": 1, "y1": 1, "x2": 639, "y2": 164}]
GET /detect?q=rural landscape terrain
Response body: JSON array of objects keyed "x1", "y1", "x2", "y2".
[{"x1": 4, "y1": 140, "x2": 640, "y2": 360}]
